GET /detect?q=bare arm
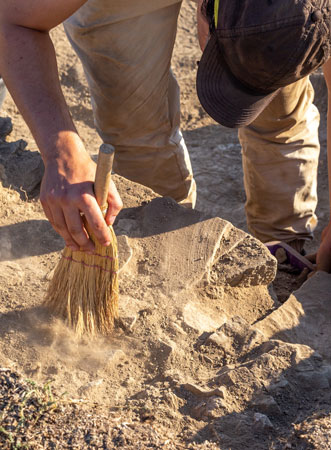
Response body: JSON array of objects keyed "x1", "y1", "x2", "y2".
[{"x1": 0, "y1": 0, "x2": 122, "y2": 252}]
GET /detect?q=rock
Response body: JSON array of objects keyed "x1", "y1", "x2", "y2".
[
  {"x1": 157, "y1": 339, "x2": 176, "y2": 365},
  {"x1": 205, "y1": 396, "x2": 226, "y2": 417},
  {"x1": 115, "y1": 219, "x2": 138, "y2": 236},
  {"x1": 206, "y1": 331, "x2": 232, "y2": 353},
  {"x1": 0, "y1": 117, "x2": 13, "y2": 138},
  {"x1": 253, "y1": 413, "x2": 274, "y2": 432},
  {"x1": 181, "y1": 303, "x2": 226, "y2": 333},
  {"x1": 321, "y1": 365, "x2": 331, "y2": 385},
  {"x1": 253, "y1": 272, "x2": 331, "y2": 360},
  {"x1": 126, "y1": 197, "x2": 276, "y2": 293},
  {"x1": 182, "y1": 382, "x2": 226, "y2": 398},
  {"x1": 265, "y1": 376, "x2": 289, "y2": 392},
  {"x1": 0, "y1": 139, "x2": 44, "y2": 197},
  {"x1": 251, "y1": 394, "x2": 281, "y2": 415},
  {"x1": 216, "y1": 367, "x2": 242, "y2": 388},
  {"x1": 170, "y1": 322, "x2": 186, "y2": 336},
  {"x1": 192, "y1": 396, "x2": 226, "y2": 420},
  {"x1": 120, "y1": 315, "x2": 137, "y2": 332},
  {"x1": 296, "y1": 372, "x2": 329, "y2": 390},
  {"x1": 206, "y1": 317, "x2": 264, "y2": 357},
  {"x1": 207, "y1": 232, "x2": 277, "y2": 287}
]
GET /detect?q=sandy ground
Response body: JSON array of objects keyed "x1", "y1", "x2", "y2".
[{"x1": 1, "y1": 1, "x2": 331, "y2": 449}]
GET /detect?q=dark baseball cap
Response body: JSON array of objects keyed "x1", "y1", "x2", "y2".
[{"x1": 197, "y1": 0, "x2": 331, "y2": 128}]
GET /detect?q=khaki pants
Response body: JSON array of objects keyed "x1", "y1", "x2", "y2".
[
  {"x1": 64, "y1": 0, "x2": 196, "y2": 207},
  {"x1": 239, "y1": 77, "x2": 320, "y2": 244},
  {"x1": 65, "y1": 1, "x2": 319, "y2": 244}
]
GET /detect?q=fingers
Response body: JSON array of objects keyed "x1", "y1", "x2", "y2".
[
  {"x1": 40, "y1": 200, "x2": 54, "y2": 227},
  {"x1": 105, "y1": 180, "x2": 123, "y2": 226},
  {"x1": 40, "y1": 166, "x2": 122, "y2": 251},
  {"x1": 62, "y1": 206, "x2": 93, "y2": 252},
  {"x1": 45, "y1": 200, "x2": 90, "y2": 252},
  {"x1": 81, "y1": 194, "x2": 112, "y2": 246}
]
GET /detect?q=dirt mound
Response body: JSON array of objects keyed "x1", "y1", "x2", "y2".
[{"x1": 1, "y1": 1, "x2": 331, "y2": 448}]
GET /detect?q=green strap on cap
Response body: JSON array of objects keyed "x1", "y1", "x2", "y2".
[{"x1": 214, "y1": 0, "x2": 220, "y2": 27}]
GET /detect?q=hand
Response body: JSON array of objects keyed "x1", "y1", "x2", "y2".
[
  {"x1": 40, "y1": 145, "x2": 122, "y2": 253},
  {"x1": 316, "y1": 222, "x2": 331, "y2": 273},
  {"x1": 197, "y1": 0, "x2": 210, "y2": 51}
]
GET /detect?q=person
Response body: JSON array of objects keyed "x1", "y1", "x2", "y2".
[
  {"x1": 0, "y1": 0, "x2": 329, "y2": 272},
  {"x1": 196, "y1": 0, "x2": 331, "y2": 273},
  {"x1": 0, "y1": 0, "x2": 196, "y2": 254}
]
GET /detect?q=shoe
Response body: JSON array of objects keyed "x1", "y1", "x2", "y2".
[{"x1": 265, "y1": 240, "x2": 315, "y2": 272}]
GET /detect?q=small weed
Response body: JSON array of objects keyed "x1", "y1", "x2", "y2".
[{"x1": 0, "y1": 373, "x2": 66, "y2": 450}]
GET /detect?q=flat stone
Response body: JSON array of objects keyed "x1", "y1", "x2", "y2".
[
  {"x1": 115, "y1": 219, "x2": 138, "y2": 236},
  {"x1": 120, "y1": 197, "x2": 277, "y2": 293},
  {"x1": 182, "y1": 303, "x2": 226, "y2": 333},
  {"x1": 253, "y1": 272, "x2": 331, "y2": 360}
]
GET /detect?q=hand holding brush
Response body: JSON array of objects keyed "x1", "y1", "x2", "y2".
[{"x1": 45, "y1": 144, "x2": 119, "y2": 336}]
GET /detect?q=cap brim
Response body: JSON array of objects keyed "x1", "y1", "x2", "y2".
[{"x1": 197, "y1": 34, "x2": 279, "y2": 128}]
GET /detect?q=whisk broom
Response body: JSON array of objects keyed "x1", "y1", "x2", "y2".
[{"x1": 45, "y1": 143, "x2": 119, "y2": 336}]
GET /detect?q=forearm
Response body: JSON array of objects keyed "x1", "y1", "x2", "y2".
[
  {"x1": 0, "y1": 0, "x2": 122, "y2": 252},
  {"x1": 0, "y1": 24, "x2": 82, "y2": 163}
]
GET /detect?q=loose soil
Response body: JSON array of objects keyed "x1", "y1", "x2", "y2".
[{"x1": 1, "y1": 2, "x2": 331, "y2": 449}]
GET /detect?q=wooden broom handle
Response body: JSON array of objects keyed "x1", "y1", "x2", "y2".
[{"x1": 94, "y1": 143, "x2": 115, "y2": 212}]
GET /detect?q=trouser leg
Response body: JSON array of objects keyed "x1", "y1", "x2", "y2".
[
  {"x1": 64, "y1": 1, "x2": 196, "y2": 207},
  {"x1": 238, "y1": 76, "x2": 320, "y2": 244}
]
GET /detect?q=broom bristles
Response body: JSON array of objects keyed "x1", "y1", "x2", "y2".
[{"x1": 45, "y1": 224, "x2": 119, "y2": 336}]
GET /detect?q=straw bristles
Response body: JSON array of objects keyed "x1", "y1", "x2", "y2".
[{"x1": 45, "y1": 224, "x2": 118, "y2": 336}]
